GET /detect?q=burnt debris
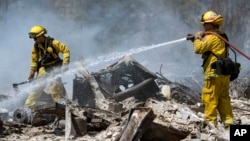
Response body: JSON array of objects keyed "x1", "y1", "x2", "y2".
[{"x1": 1, "y1": 55, "x2": 250, "y2": 141}]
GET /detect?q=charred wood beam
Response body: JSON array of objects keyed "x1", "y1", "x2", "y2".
[
  {"x1": 76, "y1": 61, "x2": 111, "y2": 111},
  {"x1": 13, "y1": 103, "x2": 65, "y2": 126},
  {"x1": 113, "y1": 78, "x2": 153, "y2": 102},
  {"x1": 31, "y1": 113, "x2": 57, "y2": 126},
  {"x1": 72, "y1": 77, "x2": 96, "y2": 108},
  {"x1": 118, "y1": 107, "x2": 156, "y2": 141},
  {"x1": 2, "y1": 120, "x2": 31, "y2": 128},
  {"x1": 32, "y1": 102, "x2": 65, "y2": 117},
  {"x1": 70, "y1": 116, "x2": 87, "y2": 137},
  {"x1": 140, "y1": 122, "x2": 189, "y2": 141},
  {"x1": 0, "y1": 119, "x2": 4, "y2": 136},
  {"x1": 75, "y1": 62, "x2": 105, "y2": 99},
  {"x1": 65, "y1": 102, "x2": 72, "y2": 141},
  {"x1": 68, "y1": 104, "x2": 121, "y2": 123}
]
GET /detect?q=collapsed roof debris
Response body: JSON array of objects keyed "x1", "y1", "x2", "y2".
[{"x1": 0, "y1": 55, "x2": 250, "y2": 141}]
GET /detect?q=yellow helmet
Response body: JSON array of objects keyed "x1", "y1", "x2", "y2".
[
  {"x1": 28, "y1": 25, "x2": 47, "y2": 38},
  {"x1": 201, "y1": 11, "x2": 223, "y2": 26}
]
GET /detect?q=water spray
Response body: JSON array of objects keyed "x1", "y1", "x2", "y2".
[
  {"x1": 86, "y1": 37, "x2": 186, "y2": 67},
  {"x1": 3, "y1": 38, "x2": 186, "y2": 111},
  {"x1": 1, "y1": 68, "x2": 78, "y2": 111}
]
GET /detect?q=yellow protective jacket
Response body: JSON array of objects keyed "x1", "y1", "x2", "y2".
[
  {"x1": 193, "y1": 29, "x2": 227, "y2": 78},
  {"x1": 30, "y1": 37, "x2": 70, "y2": 71}
]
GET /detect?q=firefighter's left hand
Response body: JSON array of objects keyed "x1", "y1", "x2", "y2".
[
  {"x1": 62, "y1": 64, "x2": 68, "y2": 72},
  {"x1": 195, "y1": 31, "x2": 205, "y2": 40}
]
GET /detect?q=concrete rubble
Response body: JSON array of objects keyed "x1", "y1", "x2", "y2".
[{"x1": 0, "y1": 55, "x2": 250, "y2": 141}]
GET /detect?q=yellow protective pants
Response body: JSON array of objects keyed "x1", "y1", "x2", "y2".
[
  {"x1": 202, "y1": 75, "x2": 233, "y2": 127},
  {"x1": 24, "y1": 66, "x2": 66, "y2": 108}
]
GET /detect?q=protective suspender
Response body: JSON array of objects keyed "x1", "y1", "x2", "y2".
[
  {"x1": 34, "y1": 36, "x2": 62, "y2": 68},
  {"x1": 201, "y1": 32, "x2": 229, "y2": 68},
  {"x1": 34, "y1": 37, "x2": 56, "y2": 56}
]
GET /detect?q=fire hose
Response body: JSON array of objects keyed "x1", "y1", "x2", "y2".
[{"x1": 205, "y1": 31, "x2": 250, "y2": 61}]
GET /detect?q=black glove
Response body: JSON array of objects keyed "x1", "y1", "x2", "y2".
[{"x1": 186, "y1": 34, "x2": 195, "y2": 42}]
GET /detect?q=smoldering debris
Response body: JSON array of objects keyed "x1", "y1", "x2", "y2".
[{"x1": 0, "y1": 55, "x2": 250, "y2": 141}]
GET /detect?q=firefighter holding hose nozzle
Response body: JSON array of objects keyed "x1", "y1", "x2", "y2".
[{"x1": 186, "y1": 11, "x2": 234, "y2": 129}]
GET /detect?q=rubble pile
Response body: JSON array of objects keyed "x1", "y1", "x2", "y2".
[{"x1": 0, "y1": 56, "x2": 250, "y2": 141}]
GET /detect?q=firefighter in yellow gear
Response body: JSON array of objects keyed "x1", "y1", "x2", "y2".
[
  {"x1": 24, "y1": 25, "x2": 70, "y2": 108},
  {"x1": 187, "y1": 11, "x2": 234, "y2": 128}
]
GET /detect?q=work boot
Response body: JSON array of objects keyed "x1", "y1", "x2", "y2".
[
  {"x1": 207, "y1": 121, "x2": 218, "y2": 135},
  {"x1": 224, "y1": 123, "x2": 233, "y2": 129},
  {"x1": 223, "y1": 118, "x2": 234, "y2": 128},
  {"x1": 224, "y1": 119, "x2": 235, "y2": 129}
]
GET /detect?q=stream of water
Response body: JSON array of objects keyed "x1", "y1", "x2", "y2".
[
  {"x1": 0, "y1": 37, "x2": 187, "y2": 111},
  {"x1": 86, "y1": 37, "x2": 186, "y2": 68}
]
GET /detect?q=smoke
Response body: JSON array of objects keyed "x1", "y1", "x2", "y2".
[
  {"x1": 0, "y1": 1, "x2": 199, "y2": 95},
  {"x1": 7, "y1": 0, "x2": 250, "y2": 111}
]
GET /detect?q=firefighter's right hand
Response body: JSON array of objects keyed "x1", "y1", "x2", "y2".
[
  {"x1": 28, "y1": 69, "x2": 36, "y2": 82},
  {"x1": 186, "y1": 34, "x2": 195, "y2": 42}
]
